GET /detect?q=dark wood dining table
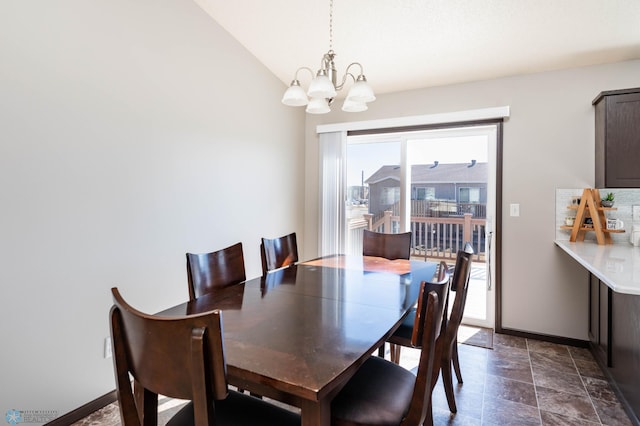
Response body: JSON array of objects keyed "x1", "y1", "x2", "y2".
[{"x1": 160, "y1": 255, "x2": 440, "y2": 426}]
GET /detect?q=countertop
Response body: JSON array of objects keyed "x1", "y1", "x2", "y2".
[{"x1": 555, "y1": 240, "x2": 640, "y2": 295}]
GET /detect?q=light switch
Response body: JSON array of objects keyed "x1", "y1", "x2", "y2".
[{"x1": 510, "y1": 203, "x2": 520, "y2": 217}]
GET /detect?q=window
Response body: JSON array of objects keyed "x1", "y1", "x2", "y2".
[
  {"x1": 459, "y1": 187, "x2": 480, "y2": 203},
  {"x1": 414, "y1": 187, "x2": 435, "y2": 200},
  {"x1": 382, "y1": 186, "x2": 400, "y2": 206}
]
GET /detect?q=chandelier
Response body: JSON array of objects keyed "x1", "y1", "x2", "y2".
[{"x1": 281, "y1": 0, "x2": 375, "y2": 114}]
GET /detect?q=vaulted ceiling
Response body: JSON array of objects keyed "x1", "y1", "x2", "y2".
[{"x1": 195, "y1": 0, "x2": 640, "y2": 96}]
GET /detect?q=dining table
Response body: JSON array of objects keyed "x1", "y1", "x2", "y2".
[{"x1": 159, "y1": 254, "x2": 442, "y2": 426}]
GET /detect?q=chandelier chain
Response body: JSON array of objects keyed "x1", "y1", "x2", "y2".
[{"x1": 329, "y1": 0, "x2": 333, "y2": 51}]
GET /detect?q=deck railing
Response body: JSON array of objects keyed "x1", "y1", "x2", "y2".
[
  {"x1": 351, "y1": 210, "x2": 486, "y2": 262},
  {"x1": 373, "y1": 200, "x2": 487, "y2": 220}
]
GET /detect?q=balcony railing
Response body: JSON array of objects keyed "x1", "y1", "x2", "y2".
[
  {"x1": 373, "y1": 200, "x2": 487, "y2": 221},
  {"x1": 350, "y1": 210, "x2": 486, "y2": 262}
]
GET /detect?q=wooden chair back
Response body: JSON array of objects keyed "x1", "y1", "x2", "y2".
[
  {"x1": 186, "y1": 242, "x2": 246, "y2": 301},
  {"x1": 362, "y1": 229, "x2": 412, "y2": 260},
  {"x1": 260, "y1": 232, "x2": 298, "y2": 275},
  {"x1": 403, "y1": 289, "x2": 443, "y2": 426},
  {"x1": 411, "y1": 262, "x2": 450, "y2": 348},
  {"x1": 443, "y1": 243, "x2": 474, "y2": 350},
  {"x1": 110, "y1": 288, "x2": 228, "y2": 426},
  {"x1": 436, "y1": 243, "x2": 475, "y2": 415}
]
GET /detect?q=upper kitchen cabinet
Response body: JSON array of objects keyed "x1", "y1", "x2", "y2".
[{"x1": 594, "y1": 87, "x2": 640, "y2": 188}]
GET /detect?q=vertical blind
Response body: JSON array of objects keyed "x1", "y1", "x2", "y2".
[{"x1": 318, "y1": 131, "x2": 347, "y2": 256}]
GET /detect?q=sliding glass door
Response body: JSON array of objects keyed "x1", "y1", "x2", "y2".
[{"x1": 344, "y1": 125, "x2": 497, "y2": 329}]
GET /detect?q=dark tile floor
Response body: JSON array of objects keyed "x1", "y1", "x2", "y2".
[
  {"x1": 423, "y1": 333, "x2": 633, "y2": 425},
  {"x1": 74, "y1": 333, "x2": 634, "y2": 425}
]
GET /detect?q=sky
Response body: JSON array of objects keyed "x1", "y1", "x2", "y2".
[{"x1": 346, "y1": 135, "x2": 489, "y2": 187}]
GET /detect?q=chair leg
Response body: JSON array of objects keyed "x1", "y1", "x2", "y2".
[
  {"x1": 378, "y1": 343, "x2": 385, "y2": 358},
  {"x1": 390, "y1": 344, "x2": 401, "y2": 364},
  {"x1": 452, "y1": 340, "x2": 463, "y2": 383},
  {"x1": 389, "y1": 343, "x2": 400, "y2": 364},
  {"x1": 424, "y1": 400, "x2": 433, "y2": 426},
  {"x1": 442, "y1": 358, "x2": 458, "y2": 413}
]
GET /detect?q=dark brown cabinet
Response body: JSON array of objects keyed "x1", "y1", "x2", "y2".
[
  {"x1": 594, "y1": 87, "x2": 640, "y2": 188},
  {"x1": 589, "y1": 273, "x2": 598, "y2": 344},
  {"x1": 588, "y1": 273, "x2": 640, "y2": 424},
  {"x1": 611, "y1": 291, "x2": 640, "y2": 423},
  {"x1": 589, "y1": 274, "x2": 600, "y2": 346},
  {"x1": 588, "y1": 273, "x2": 611, "y2": 367}
]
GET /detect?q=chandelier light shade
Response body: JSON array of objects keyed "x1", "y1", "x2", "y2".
[
  {"x1": 346, "y1": 76, "x2": 376, "y2": 103},
  {"x1": 341, "y1": 98, "x2": 368, "y2": 112},
  {"x1": 281, "y1": 0, "x2": 375, "y2": 114},
  {"x1": 281, "y1": 80, "x2": 309, "y2": 106},
  {"x1": 308, "y1": 71, "x2": 337, "y2": 99},
  {"x1": 306, "y1": 97, "x2": 331, "y2": 114}
]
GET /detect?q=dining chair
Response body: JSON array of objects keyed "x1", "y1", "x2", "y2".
[
  {"x1": 362, "y1": 229, "x2": 412, "y2": 260},
  {"x1": 387, "y1": 261, "x2": 450, "y2": 364},
  {"x1": 440, "y1": 243, "x2": 475, "y2": 414},
  {"x1": 260, "y1": 232, "x2": 298, "y2": 275},
  {"x1": 330, "y1": 273, "x2": 449, "y2": 426},
  {"x1": 109, "y1": 287, "x2": 301, "y2": 426},
  {"x1": 186, "y1": 242, "x2": 246, "y2": 301},
  {"x1": 186, "y1": 242, "x2": 254, "y2": 396},
  {"x1": 363, "y1": 229, "x2": 413, "y2": 357},
  {"x1": 387, "y1": 243, "x2": 474, "y2": 415}
]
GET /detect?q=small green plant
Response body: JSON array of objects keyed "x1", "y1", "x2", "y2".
[{"x1": 601, "y1": 192, "x2": 615, "y2": 207}]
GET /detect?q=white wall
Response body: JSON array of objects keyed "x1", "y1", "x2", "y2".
[
  {"x1": 304, "y1": 60, "x2": 640, "y2": 340},
  {"x1": 0, "y1": 0, "x2": 304, "y2": 419}
]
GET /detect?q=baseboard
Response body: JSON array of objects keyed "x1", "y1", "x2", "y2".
[
  {"x1": 498, "y1": 327, "x2": 590, "y2": 348},
  {"x1": 45, "y1": 390, "x2": 116, "y2": 426}
]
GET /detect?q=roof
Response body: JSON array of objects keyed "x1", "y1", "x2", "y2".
[{"x1": 365, "y1": 162, "x2": 488, "y2": 185}]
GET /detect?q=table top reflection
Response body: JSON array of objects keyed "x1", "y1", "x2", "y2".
[{"x1": 160, "y1": 255, "x2": 438, "y2": 426}]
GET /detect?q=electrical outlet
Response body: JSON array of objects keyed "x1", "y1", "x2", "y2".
[
  {"x1": 104, "y1": 337, "x2": 112, "y2": 359},
  {"x1": 633, "y1": 205, "x2": 640, "y2": 222}
]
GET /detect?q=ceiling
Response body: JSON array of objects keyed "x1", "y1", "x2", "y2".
[{"x1": 194, "y1": 0, "x2": 640, "y2": 96}]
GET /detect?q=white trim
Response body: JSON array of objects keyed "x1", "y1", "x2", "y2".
[{"x1": 316, "y1": 106, "x2": 510, "y2": 134}]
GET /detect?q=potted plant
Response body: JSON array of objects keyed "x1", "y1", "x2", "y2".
[{"x1": 601, "y1": 192, "x2": 615, "y2": 208}]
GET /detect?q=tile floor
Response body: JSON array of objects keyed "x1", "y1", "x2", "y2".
[
  {"x1": 424, "y1": 333, "x2": 633, "y2": 425},
  {"x1": 73, "y1": 332, "x2": 634, "y2": 426}
]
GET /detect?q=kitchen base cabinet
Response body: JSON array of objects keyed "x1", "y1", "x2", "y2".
[
  {"x1": 589, "y1": 273, "x2": 640, "y2": 425},
  {"x1": 610, "y1": 291, "x2": 640, "y2": 423},
  {"x1": 589, "y1": 273, "x2": 598, "y2": 345},
  {"x1": 556, "y1": 241, "x2": 640, "y2": 425},
  {"x1": 589, "y1": 273, "x2": 611, "y2": 367}
]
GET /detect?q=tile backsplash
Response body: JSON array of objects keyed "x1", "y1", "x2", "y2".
[{"x1": 556, "y1": 188, "x2": 640, "y2": 244}]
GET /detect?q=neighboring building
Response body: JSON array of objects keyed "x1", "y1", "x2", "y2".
[
  {"x1": 365, "y1": 162, "x2": 488, "y2": 217},
  {"x1": 346, "y1": 185, "x2": 369, "y2": 205}
]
